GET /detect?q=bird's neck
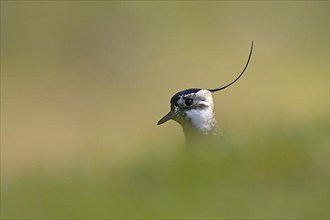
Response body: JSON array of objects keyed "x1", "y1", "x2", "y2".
[{"x1": 181, "y1": 107, "x2": 219, "y2": 138}]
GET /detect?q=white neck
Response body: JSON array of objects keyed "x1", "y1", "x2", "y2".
[{"x1": 185, "y1": 107, "x2": 218, "y2": 135}]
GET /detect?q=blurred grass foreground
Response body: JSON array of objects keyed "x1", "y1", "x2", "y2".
[
  {"x1": 2, "y1": 120, "x2": 329, "y2": 219},
  {"x1": 1, "y1": 1, "x2": 329, "y2": 219}
]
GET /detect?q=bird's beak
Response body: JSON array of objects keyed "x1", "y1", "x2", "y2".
[{"x1": 157, "y1": 111, "x2": 175, "y2": 125}]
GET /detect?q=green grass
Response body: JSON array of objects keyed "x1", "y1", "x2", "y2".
[
  {"x1": 1, "y1": 2, "x2": 328, "y2": 219},
  {"x1": 1, "y1": 120, "x2": 329, "y2": 219}
]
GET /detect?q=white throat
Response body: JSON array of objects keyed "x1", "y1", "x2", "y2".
[{"x1": 185, "y1": 106, "x2": 217, "y2": 135}]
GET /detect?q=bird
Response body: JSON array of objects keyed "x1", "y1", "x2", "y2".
[{"x1": 157, "y1": 42, "x2": 254, "y2": 146}]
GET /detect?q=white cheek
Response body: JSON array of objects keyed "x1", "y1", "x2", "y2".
[
  {"x1": 198, "y1": 101, "x2": 211, "y2": 108},
  {"x1": 185, "y1": 108, "x2": 215, "y2": 132}
]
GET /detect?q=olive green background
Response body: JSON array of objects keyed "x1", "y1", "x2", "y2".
[{"x1": 1, "y1": 1, "x2": 329, "y2": 219}]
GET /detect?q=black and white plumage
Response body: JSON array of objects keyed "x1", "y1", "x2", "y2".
[{"x1": 157, "y1": 42, "x2": 254, "y2": 144}]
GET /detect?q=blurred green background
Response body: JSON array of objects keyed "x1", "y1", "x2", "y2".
[{"x1": 1, "y1": 1, "x2": 329, "y2": 219}]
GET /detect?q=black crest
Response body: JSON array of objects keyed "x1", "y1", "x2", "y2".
[{"x1": 170, "y1": 88, "x2": 201, "y2": 106}]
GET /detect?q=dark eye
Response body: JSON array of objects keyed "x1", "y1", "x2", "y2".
[{"x1": 185, "y1": 98, "x2": 193, "y2": 106}]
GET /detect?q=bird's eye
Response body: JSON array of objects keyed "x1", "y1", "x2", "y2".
[{"x1": 185, "y1": 98, "x2": 193, "y2": 106}]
